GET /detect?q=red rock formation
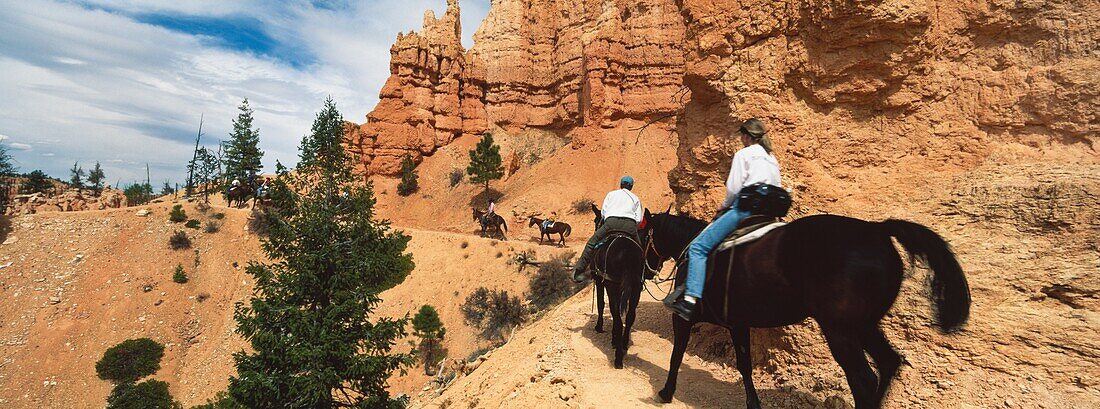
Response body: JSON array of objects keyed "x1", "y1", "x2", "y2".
[{"x1": 346, "y1": 0, "x2": 487, "y2": 175}]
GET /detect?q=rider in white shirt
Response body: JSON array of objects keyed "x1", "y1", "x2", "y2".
[{"x1": 572, "y1": 176, "x2": 643, "y2": 282}]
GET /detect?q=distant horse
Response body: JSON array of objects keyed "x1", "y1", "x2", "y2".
[
  {"x1": 584, "y1": 204, "x2": 644, "y2": 369},
  {"x1": 472, "y1": 208, "x2": 508, "y2": 240},
  {"x1": 226, "y1": 183, "x2": 253, "y2": 209},
  {"x1": 528, "y1": 216, "x2": 572, "y2": 246},
  {"x1": 641, "y1": 210, "x2": 971, "y2": 408}
]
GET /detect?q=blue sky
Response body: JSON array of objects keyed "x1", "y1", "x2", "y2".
[{"x1": 0, "y1": 0, "x2": 489, "y2": 186}]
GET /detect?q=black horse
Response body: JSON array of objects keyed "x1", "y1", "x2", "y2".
[
  {"x1": 641, "y1": 210, "x2": 971, "y2": 409},
  {"x1": 584, "y1": 204, "x2": 644, "y2": 369},
  {"x1": 472, "y1": 208, "x2": 508, "y2": 240},
  {"x1": 528, "y1": 216, "x2": 572, "y2": 246}
]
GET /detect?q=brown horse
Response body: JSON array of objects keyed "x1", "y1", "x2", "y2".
[
  {"x1": 226, "y1": 183, "x2": 253, "y2": 209},
  {"x1": 472, "y1": 208, "x2": 508, "y2": 240},
  {"x1": 642, "y1": 210, "x2": 971, "y2": 408},
  {"x1": 528, "y1": 216, "x2": 572, "y2": 246}
]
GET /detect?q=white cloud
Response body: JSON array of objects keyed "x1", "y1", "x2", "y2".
[
  {"x1": 0, "y1": 0, "x2": 490, "y2": 184},
  {"x1": 9, "y1": 143, "x2": 32, "y2": 151}
]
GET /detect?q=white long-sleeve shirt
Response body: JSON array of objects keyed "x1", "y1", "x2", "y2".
[
  {"x1": 721, "y1": 144, "x2": 782, "y2": 209},
  {"x1": 601, "y1": 189, "x2": 643, "y2": 223}
]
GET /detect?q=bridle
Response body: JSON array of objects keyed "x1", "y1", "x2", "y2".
[{"x1": 642, "y1": 228, "x2": 666, "y2": 275}]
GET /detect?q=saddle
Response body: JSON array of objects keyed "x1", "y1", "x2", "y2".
[
  {"x1": 589, "y1": 232, "x2": 638, "y2": 282},
  {"x1": 714, "y1": 215, "x2": 785, "y2": 253},
  {"x1": 542, "y1": 220, "x2": 555, "y2": 230}
]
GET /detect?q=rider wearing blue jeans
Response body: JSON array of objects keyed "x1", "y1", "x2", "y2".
[{"x1": 666, "y1": 118, "x2": 782, "y2": 320}]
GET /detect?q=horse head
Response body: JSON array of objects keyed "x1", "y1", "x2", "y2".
[
  {"x1": 472, "y1": 208, "x2": 481, "y2": 222},
  {"x1": 528, "y1": 216, "x2": 539, "y2": 227}
]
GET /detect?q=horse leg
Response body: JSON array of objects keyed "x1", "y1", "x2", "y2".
[
  {"x1": 559, "y1": 233, "x2": 565, "y2": 246},
  {"x1": 657, "y1": 316, "x2": 692, "y2": 403},
  {"x1": 862, "y1": 326, "x2": 902, "y2": 405},
  {"x1": 620, "y1": 282, "x2": 642, "y2": 364},
  {"x1": 823, "y1": 326, "x2": 878, "y2": 409},
  {"x1": 730, "y1": 327, "x2": 761, "y2": 409},
  {"x1": 607, "y1": 285, "x2": 624, "y2": 368},
  {"x1": 594, "y1": 280, "x2": 605, "y2": 333}
]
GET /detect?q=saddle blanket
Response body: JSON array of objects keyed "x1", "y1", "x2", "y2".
[{"x1": 715, "y1": 222, "x2": 786, "y2": 252}]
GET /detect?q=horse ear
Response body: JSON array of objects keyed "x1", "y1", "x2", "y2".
[
  {"x1": 644, "y1": 208, "x2": 652, "y2": 219},
  {"x1": 665, "y1": 203, "x2": 673, "y2": 214}
]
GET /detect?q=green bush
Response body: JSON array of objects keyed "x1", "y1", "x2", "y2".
[
  {"x1": 95, "y1": 338, "x2": 165, "y2": 384},
  {"x1": 185, "y1": 219, "x2": 201, "y2": 229},
  {"x1": 211, "y1": 212, "x2": 226, "y2": 220},
  {"x1": 413, "y1": 305, "x2": 447, "y2": 374},
  {"x1": 448, "y1": 169, "x2": 463, "y2": 188},
  {"x1": 168, "y1": 231, "x2": 191, "y2": 250},
  {"x1": 396, "y1": 154, "x2": 419, "y2": 196},
  {"x1": 168, "y1": 205, "x2": 187, "y2": 223},
  {"x1": 528, "y1": 251, "x2": 582, "y2": 311},
  {"x1": 462, "y1": 288, "x2": 526, "y2": 343},
  {"x1": 172, "y1": 264, "x2": 188, "y2": 284},
  {"x1": 106, "y1": 379, "x2": 180, "y2": 409}
]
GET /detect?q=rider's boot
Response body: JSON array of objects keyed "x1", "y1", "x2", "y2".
[{"x1": 663, "y1": 285, "x2": 697, "y2": 321}]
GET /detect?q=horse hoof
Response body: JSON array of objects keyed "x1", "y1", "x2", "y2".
[
  {"x1": 614, "y1": 361, "x2": 624, "y2": 369},
  {"x1": 594, "y1": 326, "x2": 604, "y2": 333},
  {"x1": 656, "y1": 389, "x2": 673, "y2": 403}
]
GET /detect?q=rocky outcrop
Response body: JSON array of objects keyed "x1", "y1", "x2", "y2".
[
  {"x1": 668, "y1": 0, "x2": 1099, "y2": 214},
  {"x1": 345, "y1": 0, "x2": 487, "y2": 175},
  {"x1": 347, "y1": 0, "x2": 688, "y2": 175},
  {"x1": 6, "y1": 188, "x2": 126, "y2": 216}
]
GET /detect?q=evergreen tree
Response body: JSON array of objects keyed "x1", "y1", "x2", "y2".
[
  {"x1": 124, "y1": 183, "x2": 154, "y2": 206},
  {"x1": 0, "y1": 143, "x2": 15, "y2": 176},
  {"x1": 22, "y1": 170, "x2": 53, "y2": 194},
  {"x1": 396, "y1": 153, "x2": 419, "y2": 196},
  {"x1": 412, "y1": 305, "x2": 446, "y2": 374},
  {"x1": 466, "y1": 133, "x2": 504, "y2": 191},
  {"x1": 190, "y1": 147, "x2": 220, "y2": 202},
  {"x1": 69, "y1": 162, "x2": 85, "y2": 190},
  {"x1": 87, "y1": 162, "x2": 106, "y2": 195},
  {"x1": 160, "y1": 181, "x2": 174, "y2": 196},
  {"x1": 223, "y1": 98, "x2": 264, "y2": 187},
  {"x1": 229, "y1": 97, "x2": 414, "y2": 409}
]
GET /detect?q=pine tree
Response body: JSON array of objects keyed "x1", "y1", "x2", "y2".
[
  {"x1": 0, "y1": 144, "x2": 16, "y2": 210},
  {"x1": 87, "y1": 162, "x2": 106, "y2": 195},
  {"x1": 466, "y1": 133, "x2": 504, "y2": 191},
  {"x1": 70, "y1": 162, "x2": 85, "y2": 190},
  {"x1": 223, "y1": 98, "x2": 264, "y2": 188},
  {"x1": 396, "y1": 154, "x2": 419, "y2": 196},
  {"x1": 412, "y1": 305, "x2": 446, "y2": 375},
  {"x1": 160, "y1": 181, "x2": 174, "y2": 196},
  {"x1": 0, "y1": 144, "x2": 15, "y2": 176},
  {"x1": 22, "y1": 170, "x2": 53, "y2": 194},
  {"x1": 229, "y1": 97, "x2": 414, "y2": 409}
]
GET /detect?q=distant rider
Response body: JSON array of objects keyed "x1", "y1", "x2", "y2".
[
  {"x1": 542, "y1": 211, "x2": 558, "y2": 231},
  {"x1": 572, "y1": 176, "x2": 643, "y2": 282},
  {"x1": 665, "y1": 118, "x2": 782, "y2": 320}
]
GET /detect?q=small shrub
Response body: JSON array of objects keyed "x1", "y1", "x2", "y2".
[
  {"x1": 106, "y1": 379, "x2": 180, "y2": 409},
  {"x1": 168, "y1": 231, "x2": 191, "y2": 250},
  {"x1": 571, "y1": 198, "x2": 595, "y2": 214},
  {"x1": 168, "y1": 204, "x2": 187, "y2": 223},
  {"x1": 413, "y1": 305, "x2": 447, "y2": 375},
  {"x1": 462, "y1": 287, "x2": 527, "y2": 343},
  {"x1": 448, "y1": 169, "x2": 463, "y2": 188},
  {"x1": 528, "y1": 251, "x2": 582, "y2": 311},
  {"x1": 195, "y1": 201, "x2": 211, "y2": 214},
  {"x1": 466, "y1": 347, "x2": 490, "y2": 362},
  {"x1": 396, "y1": 154, "x2": 419, "y2": 196},
  {"x1": 172, "y1": 264, "x2": 188, "y2": 284},
  {"x1": 211, "y1": 212, "x2": 225, "y2": 220},
  {"x1": 95, "y1": 338, "x2": 165, "y2": 384},
  {"x1": 204, "y1": 221, "x2": 221, "y2": 233},
  {"x1": 460, "y1": 241, "x2": 469, "y2": 249},
  {"x1": 184, "y1": 219, "x2": 201, "y2": 229},
  {"x1": 196, "y1": 292, "x2": 210, "y2": 302}
]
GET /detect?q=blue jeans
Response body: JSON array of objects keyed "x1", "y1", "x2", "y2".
[{"x1": 685, "y1": 199, "x2": 751, "y2": 299}]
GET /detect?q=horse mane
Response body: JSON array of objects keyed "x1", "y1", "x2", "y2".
[{"x1": 653, "y1": 212, "x2": 707, "y2": 249}]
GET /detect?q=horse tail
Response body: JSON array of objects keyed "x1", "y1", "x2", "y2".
[
  {"x1": 500, "y1": 218, "x2": 508, "y2": 232},
  {"x1": 564, "y1": 224, "x2": 572, "y2": 237},
  {"x1": 882, "y1": 219, "x2": 971, "y2": 333}
]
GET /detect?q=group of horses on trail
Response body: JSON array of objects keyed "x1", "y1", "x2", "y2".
[
  {"x1": 579, "y1": 203, "x2": 971, "y2": 409},
  {"x1": 226, "y1": 178, "x2": 269, "y2": 209},
  {"x1": 471, "y1": 208, "x2": 573, "y2": 246}
]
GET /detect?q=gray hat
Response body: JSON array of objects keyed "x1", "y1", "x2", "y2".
[{"x1": 739, "y1": 118, "x2": 766, "y2": 137}]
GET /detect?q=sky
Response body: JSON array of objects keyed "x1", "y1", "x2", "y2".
[{"x1": 0, "y1": 0, "x2": 489, "y2": 187}]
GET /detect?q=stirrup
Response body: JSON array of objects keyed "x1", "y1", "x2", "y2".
[{"x1": 663, "y1": 285, "x2": 685, "y2": 307}]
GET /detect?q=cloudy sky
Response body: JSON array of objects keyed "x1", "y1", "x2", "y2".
[{"x1": 0, "y1": 0, "x2": 489, "y2": 187}]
